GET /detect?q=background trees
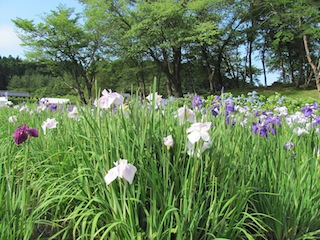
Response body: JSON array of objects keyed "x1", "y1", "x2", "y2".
[
  {"x1": 3, "y1": 0, "x2": 319, "y2": 100},
  {"x1": 13, "y1": 5, "x2": 103, "y2": 104}
]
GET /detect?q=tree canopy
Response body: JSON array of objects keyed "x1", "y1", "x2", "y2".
[{"x1": 6, "y1": 0, "x2": 320, "y2": 99}]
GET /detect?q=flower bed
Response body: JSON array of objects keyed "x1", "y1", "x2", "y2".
[{"x1": 1, "y1": 89, "x2": 320, "y2": 239}]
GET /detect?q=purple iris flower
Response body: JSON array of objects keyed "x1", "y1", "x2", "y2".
[
  {"x1": 313, "y1": 116, "x2": 320, "y2": 126},
  {"x1": 225, "y1": 99, "x2": 234, "y2": 116},
  {"x1": 226, "y1": 116, "x2": 236, "y2": 126},
  {"x1": 265, "y1": 115, "x2": 282, "y2": 126},
  {"x1": 50, "y1": 104, "x2": 57, "y2": 111},
  {"x1": 192, "y1": 94, "x2": 203, "y2": 109},
  {"x1": 254, "y1": 110, "x2": 267, "y2": 117},
  {"x1": 284, "y1": 141, "x2": 294, "y2": 151},
  {"x1": 301, "y1": 103, "x2": 318, "y2": 117},
  {"x1": 252, "y1": 121, "x2": 275, "y2": 138},
  {"x1": 12, "y1": 124, "x2": 38, "y2": 145},
  {"x1": 211, "y1": 105, "x2": 220, "y2": 117}
]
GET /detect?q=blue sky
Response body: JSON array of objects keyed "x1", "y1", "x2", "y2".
[
  {"x1": 0, "y1": 0, "x2": 278, "y2": 85},
  {"x1": 0, "y1": 0, "x2": 83, "y2": 58}
]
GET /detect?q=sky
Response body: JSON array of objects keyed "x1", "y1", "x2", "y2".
[
  {"x1": 0, "y1": 0, "x2": 83, "y2": 58},
  {"x1": 0, "y1": 0, "x2": 279, "y2": 85}
]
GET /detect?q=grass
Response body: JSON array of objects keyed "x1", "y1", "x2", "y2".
[
  {"x1": 1, "y1": 86, "x2": 320, "y2": 239},
  {"x1": 229, "y1": 84, "x2": 319, "y2": 100}
]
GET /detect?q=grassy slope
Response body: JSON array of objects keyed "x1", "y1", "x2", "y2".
[{"x1": 229, "y1": 84, "x2": 319, "y2": 100}]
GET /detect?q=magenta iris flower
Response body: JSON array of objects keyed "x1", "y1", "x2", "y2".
[{"x1": 12, "y1": 124, "x2": 38, "y2": 145}]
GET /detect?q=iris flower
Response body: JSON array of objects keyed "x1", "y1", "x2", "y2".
[
  {"x1": 12, "y1": 124, "x2": 38, "y2": 145},
  {"x1": 187, "y1": 122, "x2": 212, "y2": 144},
  {"x1": 8, "y1": 115, "x2": 17, "y2": 123},
  {"x1": 104, "y1": 159, "x2": 137, "y2": 185},
  {"x1": 42, "y1": 118, "x2": 58, "y2": 135},
  {"x1": 163, "y1": 135, "x2": 174, "y2": 149},
  {"x1": 192, "y1": 94, "x2": 203, "y2": 109},
  {"x1": 68, "y1": 106, "x2": 80, "y2": 120},
  {"x1": 187, "y1": 140, "x2": 211, "y2": 157},
  {"x1": 176, "y1": 105, "x2": 196, "y2": 124},
  {"x1": 284, "y1": 141, "x2": 294, "y2": 151},
  {"x1": 95, "y1": 89, "x2": 124, "y2": 109},
  {"x1": 146, "y1": 92, "x2": 163, "y2": 107},
  {"x1": 252, "y1": 121, "x2": 276, "y2": 138}
]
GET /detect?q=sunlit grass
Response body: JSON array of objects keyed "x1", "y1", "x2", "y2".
[{"x1": 230, "y1": 85, "x2": 319, "y2": 100}]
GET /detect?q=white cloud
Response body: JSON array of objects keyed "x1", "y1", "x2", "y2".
[{"x1": 0, "y1": 24, "x2": 24, "y2": 57}]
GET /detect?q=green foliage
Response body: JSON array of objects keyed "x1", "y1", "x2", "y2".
[
  {"x1": 5, "y1": 0, "x2": 320, "y2": 99},
  {"x1": 13, "y1": 5, "x2": 104, "y2": 104}
]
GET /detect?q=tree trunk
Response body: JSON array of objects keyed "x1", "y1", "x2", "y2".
[
  {"x1": 214, "y1": 52, "x2": 223, "y2": 90},
  {"x1": 303, "y1": 33, "x2": 320, "y2": 95},
  {"x1": 148, "y1": 47, "x2": 182, "y2": 97},
  {"x1": 287, "y1": 44, "x2": 294, "y2": 84},
  {"x1": 280, "y1": 57, "x2": 286, "y2": 83},
  {"x1": 248, "y1": 41, "x2": 253, "y2": 87},
  {"x1": 171, "y1": 47, "x2": 183, "y2": 97},
  {"x1": 165, "y1": 76, "x2": 172, "y2": 97},
  {"x1": 201, "y1": 45, "x2": 215, "y2": 94},
  {"x1": 261, "y1": 48, "x2": 267, "y2": 87},
  {"x1": 300, "y1": 18, "x2": 320, "y2": 96}
]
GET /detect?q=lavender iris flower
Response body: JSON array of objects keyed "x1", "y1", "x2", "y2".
[
  {"x1": 225, "y1": 99, "x2": 235, "y2": 116},
  {"x1": 252, "y1": 121, "x2": 275, "y2": 138},
  {"x1": 301, "y1": 103, "x2": 318, "y2": 117},
  {"x1": 265, "y1": 115, "x2": 282, "y2": 126},
  {"x1": 192, "y1": 94, "x2": 203, "y2": 109},
  {"x1": 313, "y1": 116, "x2": 320, "y2": 126},
  {"x1": 284, "y1": 141, "x2": 294, "y2": 151}
]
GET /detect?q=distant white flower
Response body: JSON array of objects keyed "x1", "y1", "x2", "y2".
[
  {"x1": 68, "y1": 106, "x2": 80, "y2": 120},
  {"x1": 240, "y1": 118, "x2": 248, "y2": 127},
  {"x1": 286, "y1": 112, "x2": 308, "y2": 127},
  {"x1": 37, "y1": 104, "x2": 47, "y2": 112},
  {"x1": 95, "y1": 89, "x2": 124, "y2": 109},
  {"x1": 235, "y1": 106, "x2": 250, "y2": 114},
  {"x1": 176, "y1": 105, "x2": 196, "y2": 124},
  {"x1": 146, "y1": 92, "x2": 163, "y2": 106},
  {"x1": 274, "y1": 106, "x2": 288, "y2": 116},
  {"x1": 187, "y1": 122, "x2": 212, "y2": 144},
  {"x1": 187, "y1": 140, "x2": 211, "y2": 157},
  {"x1": 8, "y1": 115, "x2": 17, "y2": 123},
  {"x1": 41, "y1": 118, "x2": 58, "y2": 135},
  {"x1": 163, "y1": 135, "x2": 174, "y2": 149},
  {"x1": 293, "y1": 127, "x2": 309, "y2": 136},
  {"x1": 19, "y1": 106, "x2": 29, "y2": 112},
  {"x1": 104, "y1": 159, "x2": 137, "y2": 185}
]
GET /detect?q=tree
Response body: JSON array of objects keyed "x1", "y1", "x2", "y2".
[
  {"x1": 13, "y1": 5, "x2": 103, "y2": 104},
  {"x1": 81, "y1": 0, "x2": 218, "y2": 97},
  {"x1": 262, "y1": 0, "x2": 320, "y2": 91},
  {"x1": 0, "y1": 56, "x2": 25, "y2": 90}
]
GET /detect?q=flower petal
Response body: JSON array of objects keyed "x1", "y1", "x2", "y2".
[
  {"x1": 122, "y1": 164, "x2": 137, "y2": 184},
  {"x1": 27, "y1": 128, "x2": 39, "y2": 138},
  {"x1": 200, "y1": 131, "x2": 210, "y2": 142},
  {"x1": 104, "y1": 167, "x2": 119, "y2": 186},
  {"x1": 188, "y1": 131, "x2": 201, "y2": 144}
]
